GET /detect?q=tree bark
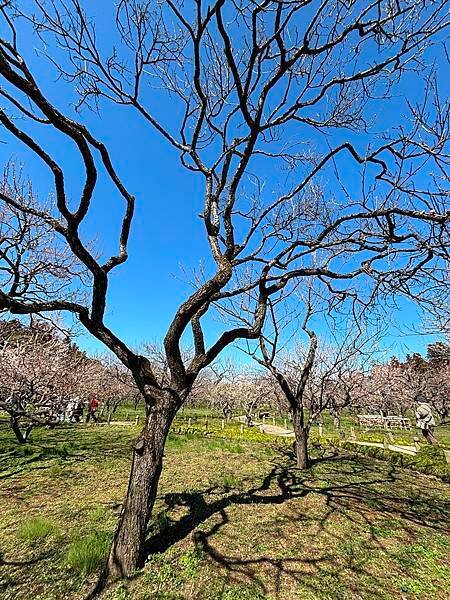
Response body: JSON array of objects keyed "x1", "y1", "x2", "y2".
[
  {"x1": 107, "y1": 393, "x2": 177, "y2": 579},
  {"x1": 292, "y1": 408, "x2": 309, "y2": 469},
  {"x1": 10, "y1": 416, "x2": 27, "y2": 444}
]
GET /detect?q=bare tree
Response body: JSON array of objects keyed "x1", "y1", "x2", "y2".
[
  {"x1": 254, "y1": 300, "x2": 371, "y2": 468},
  {"x1": 193, "y1": 360, "x2": 235, "y2": 418},
  {"x1": 0, "y1": 164, "x2": 84, "y2": 304},
  {"x1": 0, "y1": 0, "x2": 449, "y2": 581}
]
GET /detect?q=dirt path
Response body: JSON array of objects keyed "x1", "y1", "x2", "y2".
[
  {"x1": 349, "y1": 440, "x2": 417, "y2": 455},
  {"x1": 233, "y1": 415, "x2": 294, "y2": 437}
]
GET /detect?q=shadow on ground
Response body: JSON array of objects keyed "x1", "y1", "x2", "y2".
[{"x1": 143, "y1": 448, "x2": 450, "y2": 599}]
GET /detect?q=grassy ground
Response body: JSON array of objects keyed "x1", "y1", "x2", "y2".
[
  {"x1": 0, "y1": 420, "x2": 449, "y2": 600},
  {"x1": 113, "y1": 404, "x2": 450, "y2": 448}
]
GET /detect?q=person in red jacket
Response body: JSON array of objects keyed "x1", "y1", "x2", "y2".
[{"x1": 86, "y1": 396, "x2": 100, "y2": 423}]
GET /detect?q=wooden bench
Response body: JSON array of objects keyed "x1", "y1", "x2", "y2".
[{"x1": 357, "y1": 414, "x2": 411, "y2": 430}]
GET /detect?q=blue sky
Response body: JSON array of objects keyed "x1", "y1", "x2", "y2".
[{"x1": 0, "y1": 3, "x2": 447, "y2": 363}]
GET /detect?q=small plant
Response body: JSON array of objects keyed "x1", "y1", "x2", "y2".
[
  {"x1": 90, "y1": 506, "x2": 108, "y2": 523},
  {"x1": 226, "y1": 442, "x2": 245, "y2": 454},
  {"x1": 143, "y1": 549, "x2": 184, "y2": 591},
  {"x1": 17, "y1": 516, "x2": 58, "y2": 542},
  {"x1": 369, "y1": 518, "x2": 402, "y2": 539},
  {"x1": 179, "y1": 548, "x2": 203, "y2": 579},
  {"x1": 210, "y1": 472, "x2": 241, "y2": 490},
  {"x1": 65, "y1": 531, "x2": 111, "y2": 575},
  {"x1": 392, "y1": 575, "x2": 435, "y2": 596},
  {"x1": 110, "y1": 582, "x2": 131, "y2": 600}
]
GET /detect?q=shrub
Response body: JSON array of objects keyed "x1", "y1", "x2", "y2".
[
  {"x1": 65, "y1": 531, "x2": 111, "y2": 575},
  {"x1": 17, "y1": 516, "x2": 58, "y2": 542}
]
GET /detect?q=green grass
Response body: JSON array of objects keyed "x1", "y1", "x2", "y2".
[
  {"x1": 17, "y1": 517, "x2": 58, "y2": 542},
  {"x1": 342, "y1": 440, "x2": 450, "y2": 481},
  {"x1": 65, "y1": 531, "x2": 112, "y2": 575},
  {"x1": 170, "y1": 407, "x2": 450, "y2": 447},
  {"x1": 0, "y1": 414, "x2": 449, "y2": 600}
]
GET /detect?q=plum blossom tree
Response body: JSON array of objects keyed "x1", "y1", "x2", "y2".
[
  {"x1": 85, "y1": 355, "x2": 141, "y2": 422},
  {"x1": 0, "y1": 0, "x2": 449, "y2": 581},
  {"x1": 0, "y1": 321, "x2": 91, "y2": 442},
  {"x1": 361, "y1": 345, "x2": 450, "y2": 422}
]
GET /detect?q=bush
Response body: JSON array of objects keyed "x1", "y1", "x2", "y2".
[
  {"x1": 17, "y1": 516, "x2": 58, "y2": 542},
  {"x1": 65, "y1": 531, "x2": 111, "y2": 575},
  {"x1": 342, "y1": 442, "x2": 450, "y2": 482}
]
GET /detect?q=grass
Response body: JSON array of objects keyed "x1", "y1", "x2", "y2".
[
  {"x1": 342, "y1": 440, "x2": 450, "y2": 482},
  {"x1": 0, "y1": 415, "x2": 449, "y2": 599},
  {"x1": 17, "y1": 517, "x2": 58, "y2": 542},
  {"x1": 65, "y1": 531, "x2": 112, "y2": 575}
]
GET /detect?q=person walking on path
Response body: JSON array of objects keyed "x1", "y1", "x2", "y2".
[
  {"x1": 414, "y1": 394, "x2": 438, "y2": 444},
  {"x1": 86, "y1": 396, "x2": 100, "y2": 423}
]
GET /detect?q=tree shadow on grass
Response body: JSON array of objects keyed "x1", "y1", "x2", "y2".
[
  {"x1": 143, "y1": 450, "x2": 450, "y2": 598},
  {"x1": 0, "y1": 435, "x2": 97, "y2": 480},
  {"x1": 0, "y1": 549, "x2": 55, "y2": 567},
  {"x1": 0, "y1": 549, "x2": 58, "y2": 598}
]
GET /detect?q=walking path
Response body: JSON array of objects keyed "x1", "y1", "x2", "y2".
[
  {"x1": 233, "y1": 415, "x2": 294, "y2": 437},
  {"x1": 349, "y1": 440, "x2": 417, "y2": 455}
]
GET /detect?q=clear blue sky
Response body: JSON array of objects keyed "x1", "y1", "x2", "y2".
[{"x1": 0, "y1": 4, "x2": 447, "y2": 363}]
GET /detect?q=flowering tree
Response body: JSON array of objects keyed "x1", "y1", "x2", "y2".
[
  {"x1": 0, "y1": 322, "x2": 91, "y2": 442},
  {"x1": 358, "y1": 358, "x2": 416, "y2": 417},
  {"x1": 85, "y1": 355, "x2": 141, "y2": 422},
  {"x1": 424, "y1": 343, "x2": 450, "y2": 422},
  {"x1": 361, "y1": 345, "x2": 450, "y2": 422}
]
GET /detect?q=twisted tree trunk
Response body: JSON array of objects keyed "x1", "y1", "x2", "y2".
[
  {"x1": 10, "y1": 415, "x2": 27, "y2": 444},
  {"x1": 107, "y1": 393, "x2": 177, "y2": 579}
]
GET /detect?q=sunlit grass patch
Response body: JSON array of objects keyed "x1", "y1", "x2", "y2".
[
  {"x1": 65, "y1": 531, "x2": 112, "y2": 575},
  {"x1": 2, "y1": 418, "x2": 450, "y2": 600},
  {"x1": 17, "y1": 516, "x2": 58, "y2": 542}
]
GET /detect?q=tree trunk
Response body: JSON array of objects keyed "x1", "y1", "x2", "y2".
[
  {"x1": 10, "y1": 416, "x2": 27, "y2": 444},
  {"x1": 292, "y1": 408, "x2": 309, "y2": 469},
  {"x1": 107, "y1": 393, "x2": 177, "y2": 579}
]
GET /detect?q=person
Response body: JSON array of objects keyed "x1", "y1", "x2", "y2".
[
  {"x1": 73, "y1": 399, "x2": 84, "y2": 422},
  {"x1": 86, "y1": 396, "x2": 100, "y2": 423},
  {"x1": 65, "y1": 398, "x2": 75, "y2": 422},
  {"x1": 414, "y1": 393, "x2": 438, "y2": 444}
]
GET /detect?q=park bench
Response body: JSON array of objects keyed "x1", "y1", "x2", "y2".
[
  {"x1": 384, "y1": 415, "x2": 411, "y2": 429},
  {"x1": 357, "y1": 414, "x2": 411, "y2": 430}
]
